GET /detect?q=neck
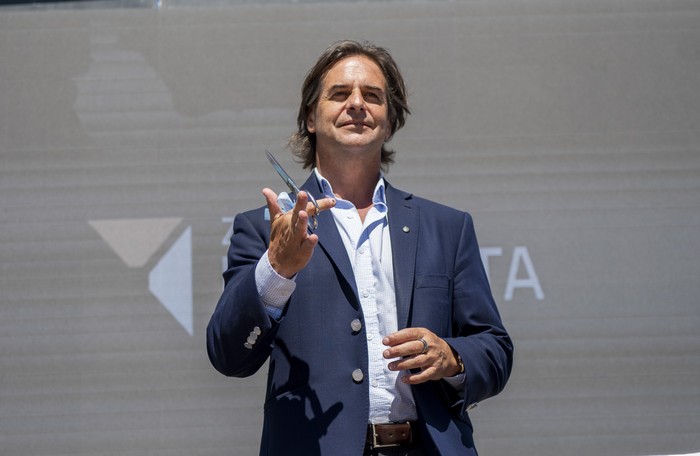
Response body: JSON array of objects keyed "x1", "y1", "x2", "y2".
[{"x1": 316, "y1": 152, "x2": 381, "y2": 210}]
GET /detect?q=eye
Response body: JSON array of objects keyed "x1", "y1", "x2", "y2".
[
  {"x1": 329, "y1": 90, "x2": 350, "y2": 101},
  {"x1": 364, "y1": 91, "x2": 383, "y2": 103}
]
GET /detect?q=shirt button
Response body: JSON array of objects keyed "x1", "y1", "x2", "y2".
[
  {"x1": 362, "y1": 290, "x2": 369, "y2": 298},
  {"x1": 351, "y1": 319, "x2": 362, "y2": 332},
  {"x1": 358, "y1": 248, "x2": 365, "y2": 255},
  {"x1": 352, "y1": 369, "x2": 364, "y2": 383},
  {"x1": 371, "y1": 379, "x2": 378, "y2": 388},
  {"x1": 367, "y1": 334, "x2": 373, "y2": 341}
]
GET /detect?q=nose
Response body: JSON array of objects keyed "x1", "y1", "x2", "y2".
[{"x1": 347, "y1": 88, "x2": 365, "y2": 111}]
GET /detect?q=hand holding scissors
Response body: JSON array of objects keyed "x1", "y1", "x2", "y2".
[
  {"x1": 266, "y1": 150, "x2": 321, "y2": 230},
  {"x1": 263, "y1": 151, "x2": 336, "y2": 278}
]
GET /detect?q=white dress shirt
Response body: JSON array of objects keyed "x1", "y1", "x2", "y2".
[{"x1": 255, "y1": 169, "x2": 417, "y2": 423}]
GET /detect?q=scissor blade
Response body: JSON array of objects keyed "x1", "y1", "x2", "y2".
[{"x1": 265, "y1": 150, "x2": 300, "y2": 194}]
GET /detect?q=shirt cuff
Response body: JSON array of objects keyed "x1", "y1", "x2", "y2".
[
  {"x1": 255, "y1": 250, "x2": 296, "y2": 320},
  {"x1": 442, "y1": 372, "x2": 467, "y2": 391}
]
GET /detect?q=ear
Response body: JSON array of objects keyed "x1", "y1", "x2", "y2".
[{"x1": 306, "y1": 109, "x2": 316, "y2": 134}]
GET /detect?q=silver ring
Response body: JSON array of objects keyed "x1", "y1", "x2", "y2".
[{"x1": 418, "y1": 338, "x2": 429, "y2": 354}]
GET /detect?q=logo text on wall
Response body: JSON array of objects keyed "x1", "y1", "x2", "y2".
[{"x1": 88, "y1": 217, "x2": 545, "y2": 338}]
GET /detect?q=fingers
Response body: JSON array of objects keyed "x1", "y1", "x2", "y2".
[
  {"x1": 382, "y1": 328, "x2": 424, "y2": 356},
  {"x1": 266, "y1": 189, "x2": 335, "y2": 220},
  {"x1": 383, "y1": 328, "x2": 461, "y2": 384},
  {"x1": 310, "y1": 195, "x2": 337, "y2": 215},
  {"x1": 297, "y1": 192, "x2": 336, "y2": 229},
  {"x1": 290, "y1": 191, "x2": 309, "y2": 233},
  {"x1": 383, "y1": 337, "x2": 430, "y2": 374},
  {"x1": 397, "y1": 366, "x2": 439, "y2": 385},
  {"x1": 264, "y1": 190, "x2": 324, "y2": 279}
]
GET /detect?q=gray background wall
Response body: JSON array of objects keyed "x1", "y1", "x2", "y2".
[{"x1": 1, "y1": 1, "x2": 699, "y2": 455}]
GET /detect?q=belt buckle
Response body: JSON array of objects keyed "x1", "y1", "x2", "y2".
[{"x1": 370, "y1": 422, "x2": 404, "y2": 450}]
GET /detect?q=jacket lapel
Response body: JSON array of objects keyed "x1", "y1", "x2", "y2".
[
  {"x1": 300, "y1": 175, "x2": 418, "y2": 321},
  {"x1": 301, "y1": 175, "x2": 359, "y2": 307},
  {"x1": 385, "y1": 182, "x2": 418, "y2": 330}
]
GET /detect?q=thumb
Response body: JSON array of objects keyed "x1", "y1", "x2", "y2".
[{"x1": 262, "y1": 188, "x2": 284, "y2": 221}]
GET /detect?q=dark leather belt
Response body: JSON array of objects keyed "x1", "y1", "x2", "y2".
[{"x1": 366, "y1": 422, "x2": 415, "y2": 449}]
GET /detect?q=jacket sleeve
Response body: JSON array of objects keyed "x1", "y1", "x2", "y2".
[
  {"x1": 443, "y1": 212, "x2": 514, "y2": 414},
  {"x1": 206, "y1": 209, "x2": 281, "y2": 377}
]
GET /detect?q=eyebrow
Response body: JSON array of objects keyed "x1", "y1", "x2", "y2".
[{"x1": 326, "y1": 83, "x2": 385, "y2": 94}]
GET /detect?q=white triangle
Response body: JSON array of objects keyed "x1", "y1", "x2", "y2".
[
  {"x1": 148, "y1": 227, "x2": 193, "y2": 336},
  {"x1": 89, "y1": 218, "x2": 182, "y2": 268}
]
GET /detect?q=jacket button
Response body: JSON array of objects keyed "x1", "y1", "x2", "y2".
[
  {"x1": 351, "y1": 319, "x2": 362, "y2": 332},
  {"x1": 352, "y1": 369, "x2": 364, "y2": 383}
]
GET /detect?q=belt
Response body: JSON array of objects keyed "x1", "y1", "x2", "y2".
[{"x1": 366, "y1": 422, "x2": 415, "y2": 450}]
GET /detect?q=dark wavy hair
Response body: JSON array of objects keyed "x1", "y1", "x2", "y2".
[{"x1": 288, "y1": 40, "x2": 411, "y2": 170}]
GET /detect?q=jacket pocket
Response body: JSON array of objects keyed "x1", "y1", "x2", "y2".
[{"x1": 412, "y1": 274, "x2": 452, "y2": 336}]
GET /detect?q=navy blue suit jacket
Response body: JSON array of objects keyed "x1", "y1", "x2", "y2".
[{"x1": 207, "y1": 176, "x2": 513, "y2": 456}]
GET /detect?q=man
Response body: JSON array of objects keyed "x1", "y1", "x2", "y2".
[{"x1": 207, "y1": 40, "x2": 513, "y2": 456}]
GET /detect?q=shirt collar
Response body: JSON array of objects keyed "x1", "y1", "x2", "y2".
[{"x1": 313, "y1": 168, "x2": 387, "y2": 212}]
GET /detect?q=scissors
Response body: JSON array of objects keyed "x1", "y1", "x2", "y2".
[{"x1": 265, "y1": 150, "x2": 320, "y2": 230}]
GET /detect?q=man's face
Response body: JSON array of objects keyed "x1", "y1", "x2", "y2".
[{"x1": 307, "y1": 55, "x2": 391, "y2": 161}]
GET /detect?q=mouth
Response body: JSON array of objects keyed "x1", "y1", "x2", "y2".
[{"x1": 340, "y1": 121, "x2": 370, "y2": 129}]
